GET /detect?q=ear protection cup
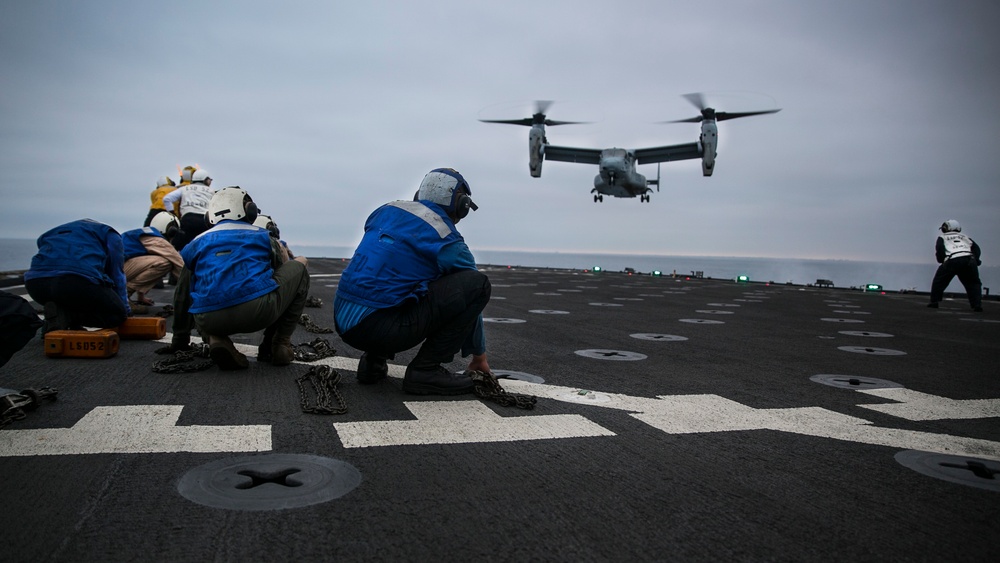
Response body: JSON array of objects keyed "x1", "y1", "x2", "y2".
[
  {"x1": 454, "y1": 193, "x2": 473, "y2": 219},
  {"x1": 244, "y1": 200, "x2": 259, "y2": 225}
]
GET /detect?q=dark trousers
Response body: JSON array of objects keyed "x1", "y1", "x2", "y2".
[
  {"x1": 171, "y1": 213, "x2": 208, "y2": 252},
  {"x1": 25, "y1": 275, "x2": 128, "y2": 329},
  {"x1": 930, "y1": 256, "x2": 982, "y2": 308},
  {"x1": 192, "y1": 260, "x2": 310, "y2": 341},
  {"x1": 340, "y1": 270, "x2": 491, "y2": 369},
  {"x1": 143, "y1": 208, "x2": 161, "y2": 227}
]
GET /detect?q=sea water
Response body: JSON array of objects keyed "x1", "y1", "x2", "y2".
[{"x1": 3, "y1": 238, "x2": 996, "y2": 295}]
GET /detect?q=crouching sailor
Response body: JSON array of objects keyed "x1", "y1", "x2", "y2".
[
  {"x1": 24, "y1": 219, "x2": 131, "y2": 333},
  {"x1": 122, "y1": 212, "x2": 184, "y2": 307},
  {"x1": 167, "y1": 187, "x2": 310, "y2": 369},
  {"x1": 334, "y1": 167, "x2": 492, "y2": 395}
]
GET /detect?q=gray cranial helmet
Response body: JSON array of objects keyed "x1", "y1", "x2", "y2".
[{"x1": 416, "y1": 168, "x2": 477, "y2": 219}]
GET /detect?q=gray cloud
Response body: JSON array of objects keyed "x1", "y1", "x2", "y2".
[{"x1": 1, "y1": 0, "x2": 998, "y2": 265}]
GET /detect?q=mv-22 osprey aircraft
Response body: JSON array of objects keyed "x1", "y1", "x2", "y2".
[{"x1": 480, "y1": 94, "x2": 780, "y2": 202}]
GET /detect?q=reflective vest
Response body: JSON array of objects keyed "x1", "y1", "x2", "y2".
[
  {"x1": 121, "y1": 227, "x2": 163, "y2": 261},
  {"x1": 181, "y1": 221, "x2": 277, "y2": 314},
  {"x1": 940, "y1": 233, "x2": 974, "y2": 260},
  {"x1": 338, "y1": 201, "x2": 463, "y2": 308}
]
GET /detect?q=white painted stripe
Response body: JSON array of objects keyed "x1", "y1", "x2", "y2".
[
  {"x1": 492, "y1": 379, "x2": 1000, "y2": 461},
  {"x1": 334, "y1": 401, "x2": 615, "y2": 448},
  {"x1": 0, "y1": 405, "x2": 271, "y2": 457},
  {"x1": 858, "y1": 388, "x2": 1000, "y2": 420}
]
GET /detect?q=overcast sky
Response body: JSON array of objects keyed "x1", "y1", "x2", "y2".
[{"x1": 2, "y1": 0, "x2": 998, "y2": 264}]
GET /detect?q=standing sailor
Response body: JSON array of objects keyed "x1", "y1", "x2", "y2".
[
  {"x1": 144, "y1": 175, "x2": 178, "y2": 227},
  {"x1": 928, "y1": 219, "x2": 983, "y2": 311},
  {"x1": 162, "y1": 169, "x2": 215, "y2": 252}
]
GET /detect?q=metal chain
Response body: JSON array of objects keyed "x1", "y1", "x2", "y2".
[
  {"x1": 1, "y1": 387, "x2": 58, "y2": 428},
  {"x1": 305, "y1": 296, "x2": 324, "y2": 308},
  {"x1": 296, "y1": 365, "x2": 347, "y2": 415},
  {"x1": 152, "y1": 343, "x2": 214, "y2": 373},
  {"x1": 298, "y1": 314, "x2": 334, "y2": 334},
  {"x1": 292, "y1": 337, "x2": 338, "y2": 362},
  {"x1": 470, "y1": 371, "x2": 537, "y2": 410}
]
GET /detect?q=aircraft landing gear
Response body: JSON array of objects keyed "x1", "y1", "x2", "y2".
[
  {"x1": 594, "y1": 194, "x2": 603, "y2": 203},
  {"x1": 640, "y1": 194, "x2": 650, "y2": 202}
]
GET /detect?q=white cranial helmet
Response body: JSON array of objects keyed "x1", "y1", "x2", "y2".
[
  {"x1": 156, "y1": 176, "x2": 175, "y2": 188},
  {"x1": 940, "y1": 219, "x2": 962, "y2": 233},
  {"x1": 149, "y1": 211, "x2": 180, "y2": 239},
  {"x1": 207, "y1": 186, "x2": 257, "y2": 225},
  {"x1": 252, "y1": 214, "x2": 280, "y2": 238},
  {"x1": 192, "y1": 169, "x2": 212, "y2": 183}
]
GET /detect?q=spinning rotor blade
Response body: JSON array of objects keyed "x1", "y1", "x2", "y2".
[
  {"x1": 479, "y1": 100, "x2": 590, "y2": 127},
  {"x1": 663, "y1": 92, "x2": 780, "y2": 123}
]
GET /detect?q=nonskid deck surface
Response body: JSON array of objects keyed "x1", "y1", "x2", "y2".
[{"x1": 1, "y1": 258, "x2": 998, "y2": 562}]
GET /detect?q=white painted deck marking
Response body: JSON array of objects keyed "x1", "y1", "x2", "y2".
[
  {"x1": 0, "y1": 405, "x2": 271, "y2": 457},
  {"x1": 333, "y1": 401, "x2": 614, "y2": 448},
  {"x1": 857, "y1": 388, "x2": 1000, "y2": 420},
  {"x1": 491, "y1": 380, "x2": 1000, "y2": 461}
]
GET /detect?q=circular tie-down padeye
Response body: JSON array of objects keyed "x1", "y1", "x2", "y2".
[
  {"x1": 177, "y1": 454, "x2": 362, "y2": 511},
  {"x1": 678, "y1": 318, "x2": 725, "y2": 325},
  {"x1": 809, "y1": 373, "x2": 904, "y2": 390},
  {"x1": 528, "y1": 309, "x2": 570, "y2": 315},
  {"x1": 483, "y1": 317, "x2": 527, "y2": 324},
  {"x1": 838, "y1": 330, "x2": 893, "y2": 337},
  {"x1": 492, "y1": 370, "x2": 545, "y2": 384},
  {"x1": 894, "y1": 450, "x2": 1000, "y2": 492},
  {"x1": 630, "y1": 333, "x2": 689, "y2": 342},
  {"x1": 574, "y1": 349, "x2": 647, "y2": 361},
  {"x1": 837, "y1": 345, "x2": 906, "y2": 356}
]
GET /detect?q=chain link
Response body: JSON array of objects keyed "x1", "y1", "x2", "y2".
[
  {"x1": 470, "y1": 371, "x2": 537, "y2": 409},
  {"x1": 298, "y1": 314, "x2": 334, "y2": 334},
  {"x1": 152, "y1": 343, "x2": 214, "y2": 373},
  {"x1": 1, "y1": 387, "x2": 59, "y2": 428},
  {"x1": 296, "y1": 365, "x2": 347, "y2": 415},
  {"x1": 292, "y1": 337, "x2": 338, "y2": 362}
]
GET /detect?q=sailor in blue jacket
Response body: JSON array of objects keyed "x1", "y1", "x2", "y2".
[
  {"x1": 24, "y1": 219, "x2": 131, "y2": 333},
  {"x1": 166, "y1": 187, "x2": 311, "y2": 370},
  {"x1": 335, "y1": 168, "x2": 492, "y2": 395}
]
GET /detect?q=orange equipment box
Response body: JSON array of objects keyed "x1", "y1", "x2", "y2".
[
  {"x1": 44, "y1": 329, "x2": 120, "y2": 358},
  {"x1": 115, "y1": 317, "x2": 167, "y2": 340}
]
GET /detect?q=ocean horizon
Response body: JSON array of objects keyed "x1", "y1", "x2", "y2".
[{"x1": 3, "y1": 238, "x2": 996, "y2": 295}]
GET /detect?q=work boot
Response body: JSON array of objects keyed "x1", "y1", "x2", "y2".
[
  {"x1": 42, "y1": 302, "x2": 70, "y2": 334},
  {"x1": 257, "y1": 332, "x2": 274, "y2": 363},
  {"x1": 357, "y1": 353, "x2": 388, "y2": 384},
  {"x1": 402, "y1": 365, "x2": 474, "y2": 395},
  {"x1": 270, "y1": 337, "x2": 294, "y2": 366},
  {"x1": 926, "y1": 302, "x2": 939, "y2": 309},
  {"x1": 208, "y1": 335, "x2": 249, "y2": 370}
]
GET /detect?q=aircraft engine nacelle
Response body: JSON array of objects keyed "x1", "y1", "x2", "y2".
[
  {"x1": 529, "y1": 125, "x2": 545, "y2": 178},
  {"x1": 700, "y1": 120, "x2": 718, "y2": 177}
]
